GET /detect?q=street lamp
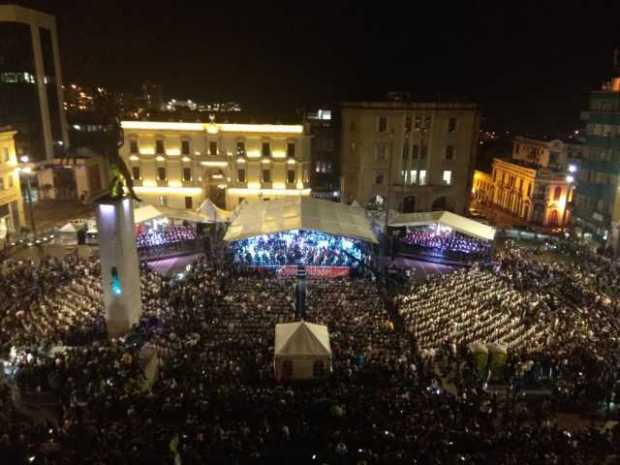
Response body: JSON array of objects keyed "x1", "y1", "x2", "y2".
[{"x1": 18, "y1": 155, "x2": 37, "y2": 238}]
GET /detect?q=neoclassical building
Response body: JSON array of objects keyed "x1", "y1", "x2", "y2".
[
  {"x1": 120, "y1": 121, "x2": 312, "y2": 210},
  {"x1": 472, "y1": 158, "x2": 572, "y2": 228},
  {"x1": 0, "y1": 128, "x2": 25, "y2": 238}
]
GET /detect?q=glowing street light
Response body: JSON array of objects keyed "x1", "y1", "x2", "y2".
[
  {"x1": 566, "y1": 175, "x2": 575, "y2": 183},
  {"x1": 568, "y1": 164, "x2": 577, "y2": 173}
]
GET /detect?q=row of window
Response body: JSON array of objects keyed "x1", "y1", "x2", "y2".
[
  {"x1": 375, "y1": 169, "x2": 453, "y2": 186},
  {"x1": 587, "y1": 123, "x2": 620, "y2": 137},
  {"x1": 157, "y1": 195, "x2": 194, "y2": 210},
  {"x1": 0, "y1": 174, "x2": 15, "y2": 190},
  {"x1": 133, "y1": 166, "x2": 299, "y2": 184},
  {"x1": 401, "y1": 143, "x2": 455, "y2": 162},
  {"x1": 129, "y1": 139, "x2": 297, "y2": 158},
  {"x1": 375, "y1": 116, "x2": 458, "y2": 134}
]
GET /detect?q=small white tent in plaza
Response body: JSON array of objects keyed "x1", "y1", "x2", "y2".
[
  {"x1": 274, "y1": 321, "x2": 332, "y2": 380},
  {"x1": 389, "y1": 210, "x2": 496, "y2": 241}
]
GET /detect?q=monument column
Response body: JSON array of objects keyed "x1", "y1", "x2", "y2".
[{"x1": 96, "y1": 196, "x2": 142, "y2": 337}]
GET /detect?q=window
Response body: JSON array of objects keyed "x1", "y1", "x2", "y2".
[
  {"x1": 409, "y1": 170, "x2": 417, "y2": 184},
  {"x1": 185, "y1": 196, "x2": 193, "y2": 209},
  {"x1": 420, "y1": 145, "x2": 428, "y2": 159},
  {"x1": 181, "y1": 140, "x2": 190, "y2": 155},
  {"x1": 3, "y1": 148, "x2": 8, "y2": 161},
  {"x1": 209, "y1": 141, "x2": 218, "y2": 156},
  {"x1": 412, "y1": 145, "x2": 419, "y2": 159},
  {"x1": 527, "y1": 183, "x2": 532, "y2": 197},
  {"x1": 262, "y1": 169, "x2": 271, "y2": 183},
  {"x1": 445, "y1": 145, "x2": 454, "y2": 160},
  {"x1": 375, "y1": 143, "x2": 387, "y2": 161},
  {"x1": 0, "y1": 177, "x2": 4, "y2": 190},
  {"x1": 402, "y1": 142, "x2": 409, "y2": 161},
  {"x1": 159, "y1": 195, "x2": 168, "y2": 207},
  {"x1": 129, "y1": 140, "x2": 139, "y2": 154},
  {"x1": 287, "y1": 143, "x2": 296, "y2": 158},
  {"x1": 157, "y1": 167, "x2": 166, "y2": 181},
  {"x1": 553, "y1": 186, "x2": 562, "y2": 200},
  {"x1": 418, "y1": 170, "x2": 427, "y2": 185},
  {"x1": 350, "y1": 121, "x2": 356, "y2": 132},
  {"x1": 236, "y1": 141, "x2": 246, "y2": 156},
  {"x1": 405, "y1": 115, "x2": 412, "y2": 132},
  {"x1": 414, "y1": 116, "x2": 422, "y2": 130},
  {"x1": 8, "y1": 174, "x2": 13, "y2": 188},
  {"x1": 375, "y1": 171, "x2": 384, "y2": 184},
  {"x1": 262, "y1": 142, "x2": 271, "y2": 157},
  {"x1": 442, "y1": 170, "x2": 452, "y2": 185},
  {"x1": 424, "y1": 116, "x2": 432, "y2": 129},
  {"x1": 401, "y1": 169, "x2": 408, "y2": 184},
  {"x1": 183, "y1": 167, "x2": 192, "y2": 182},
  {"x1": 287, "y1": 169, "x2": 295, "y2": 183},
  {"x1": 377, "y1": 116, "x2": 388, "y2": 133},
  {"x1": 448, "y1": 118, "x2": 457, "y2": 132},
  {"x1": 237, "y1": 168, "x2": 246, "y2": 183},
  {"x1": 155, "y1": 139, "x2": 165, "y2": 154},
  {"x1": 131, "y1": 166, "x2": 140, "y2": 180}
]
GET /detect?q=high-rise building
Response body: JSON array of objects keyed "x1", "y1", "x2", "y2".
[
  {"x1": 573, "y1": 68, "x2": 620, "y2": 250},
  {"x1": 0, "y1": 4, "x2": 68, "y2": 162},
  {"x1": 305, "y1": 108, "x2": 340, "y2": 200},
  {"x1": 0, "y1": 127, "x2": 25, "y2": 239},
  {"x1": 119, "y1": 120, "x2": 311, "y2": 210},
  {"x1": 341, "y1": 100, "x2": 480, "y2": 214}
]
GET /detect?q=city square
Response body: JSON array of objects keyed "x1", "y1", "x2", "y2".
[{"x1": 1, "y1": 2, "x2": 620, "y2": 465}]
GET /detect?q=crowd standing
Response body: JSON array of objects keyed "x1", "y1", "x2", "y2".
[{"x1": 0, "y1": 240, "x2": 618, "y2": 464}]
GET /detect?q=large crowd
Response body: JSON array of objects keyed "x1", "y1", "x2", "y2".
[
  {"x1": 231, "y1": 230, "x2": 367, "y2": 268},
  {"x1": 0, "y1": 239, "x2": 618, "y2": 465}
]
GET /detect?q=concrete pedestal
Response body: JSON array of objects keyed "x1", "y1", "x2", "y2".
[{"x1": 95, "y1": 197, "x2": 142, "y2": 337}]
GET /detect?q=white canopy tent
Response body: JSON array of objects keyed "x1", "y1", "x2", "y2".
[
  {"x1": 58, "y1": 222, "x2": 77, "y2": 233},
  {"x1": 134, "y1": 205, "x2": 164, "y2": 224},
  {"x1": 389, "y1": 211, "x2": 496, "y2": 241},
  {"x1": 274, "y1": 321, "x2": 332, "y2": 380},
  {"x1": 197, "y1": 199, "x2": 234, "y2": 223},
  {"x1": 224, "y1": 197, "x2": 378, "y2": 244}
]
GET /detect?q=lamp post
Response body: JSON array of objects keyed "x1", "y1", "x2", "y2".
[
  {"x1": 563, "y1": 165, "x2": 576, "y2": 235},
  {"x1": 19, "y1": 155, "x2": 37, "y2": 238}
]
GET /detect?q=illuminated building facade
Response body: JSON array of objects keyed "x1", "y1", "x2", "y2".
[
  {"x1": 0, "y1": 128, "x2": 25, "y2": 238},
  {"x1": 0, "y1": 5, "x2": 68, "y2": 161},
  {"x1": 120, "y1": 121, "x2": 311, "y2": 210},
  {"x1": 573, "y1": 72, "x2": 620, "y2": 249},
  {"x1": 512, "y1": 136, "x2": 573, "y2": 171},
  {"x1": 472, "y1": 158, "x2": 572, "y2": 228},
  {"x1": 341, "y1": 100, "x2": 480, "y2": 214}
]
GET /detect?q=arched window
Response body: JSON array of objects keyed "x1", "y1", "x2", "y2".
[
  {"x1": 553, "y1": 186, "x2": 562, "y2": 200},
  {"x1": 548, "y1": 210, "x2": 559, "y2": 226}
]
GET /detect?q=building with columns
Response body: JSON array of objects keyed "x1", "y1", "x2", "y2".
[
  {"x1": 472, "y1": 158, "x2": 572, "y2": 228},
  {"x1": 341, "y1": 99, "x2": 480, "y2": 214},
  {"x1": 0, "y1": 4, "x2": 69, "y2": 162},
  {"x1": 0, "y1": 127, "x2": 25, "y2": 239},
  {"x1": 119, "y1": 121, "x2": 312, "y2": 211}
]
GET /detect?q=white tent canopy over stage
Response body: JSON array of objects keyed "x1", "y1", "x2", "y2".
[
  {"x1": 390, "y1": 211, "x2": 496, "y2": 241},
  {"x1": 224, "y1": 197, "x2": 379, "y2": 244},
  {"x1": 274, "y1": 321, "x2": 332, "y2": 380},
  {"x1": 197, "y1": 199, "x2": 234, "y2": 223},
  {"x1": 133, "y1": 205, "x2": 218, "y2": 225}
]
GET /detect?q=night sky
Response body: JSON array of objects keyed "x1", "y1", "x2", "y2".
[{"x1": 7, "y1": 0, "x2": 620, "y2": 135}]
